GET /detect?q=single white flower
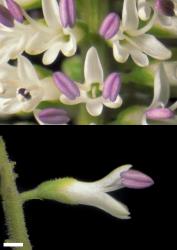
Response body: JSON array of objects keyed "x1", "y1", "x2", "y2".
[
  {"x1": 53, "y1": 47, "x2": 122, "y2": 117},
  {"x1": 24, "y1": 0, "x2": 78, "y2": 65},
  {"x1": 0, "y1": 55, "x2": 59, "y2": 114},
  {"x1": 100, "y1": 0, "x2": 171, "y2": 67},
  {"x1": 26, "y1": 165, "x2": 154, "y2": 219}
]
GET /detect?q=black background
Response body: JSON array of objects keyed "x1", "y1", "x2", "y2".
[{"x1": 0, "y1": 127, "x2": 175, "y2": 249}]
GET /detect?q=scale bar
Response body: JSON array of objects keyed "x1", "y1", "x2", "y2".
[{"x1": 3, "y1": 243, "x2": 23, "y2": 247}]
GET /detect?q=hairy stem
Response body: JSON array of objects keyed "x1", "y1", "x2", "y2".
[{"x1": 0, "y1": 138, "x2": 32, "y2": 250}]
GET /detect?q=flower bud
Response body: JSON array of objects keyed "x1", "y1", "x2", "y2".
[
  {"x1": 99, "y1": 13, "x2": 120, "y2": 40},
  {"x1": 59, "y1": 0, "x2": 76, "y2": 28},
  {"x1": 103, "y1": 73, "x2": 121, "y2": 102},
  {"x1": 53, "y1": 72, "x2": 80, "y2": 100}
]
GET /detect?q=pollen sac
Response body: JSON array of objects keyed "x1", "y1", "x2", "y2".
[
  {"x1": 38, "y1": 108, "x2": 70, "y2": 125},
  {"x1": 53, "y1": 72, "x2": 80, "y2": 100},
  {"x1": 146, "y1": 108, "x2": 175, "y2": 120},
  {"x1": 155, "y1": 0, "x2": 175, "y2": 16},
  {"x1": 99, "y1": 12, "x2": 120, "y2": 40},
  {"x1": 0, "y1": 4, "x2": 14, "y2": 27},
  {"x1": 6, "y1": 0, "x2": 24, "y2": 23},
  {"x1": 103, "y1": 73, "x2": 121, "y2": 102},
  {"x1": 59, "y1": 0, "x2": 76, "y2": 28}
]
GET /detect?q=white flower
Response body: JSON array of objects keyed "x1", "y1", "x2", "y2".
[
  {"x1": 24, "y1": 0, "x2": 77, "y2": 65},
  {"x1": 0, "y1": 55, "x2": 59, "y2": 114},
  {"x1": 31, "y1": 165, "x2": 154, "y2": 219},
  {"x1": 53, "y1": 47, "x2": 122, "y2": 117},
  {"x1": 109, "y1": 0, "x2": 171, "y2": 67},
  {"x1": 142, "y1": 63, "x2": 177, "y2": 124}
]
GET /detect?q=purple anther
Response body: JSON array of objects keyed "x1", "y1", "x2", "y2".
[
  {"x1": 155, "y1": 0, "x2": 175, "y2": 16},
  {"x1": 0, "y1": 4, "x2": 14, "y2": 27},
  {"x1": 120, "y1": 170, "x2": 154, "y2": 189},
  {"x1": 38, "y1": 108, "x2": 70, "y2": 125},
  {"x1": 59, "y1": 0, "x2": 76, "y2": 28},
  {"x1": 6, "y1": 0, "x2": 24, "y2": 23},
  {"x1": 103, "y1": 73, "x2": 121, "y2": 102},
  {"x1": 99, "y1": 12, "x2": 120, "y2": 40},
  {"x1": 53, "y1": 72, "x2": 80, "y2": 100},
  {"x1": 146, "y1": 108, "x2": 174, "y2": 120}
]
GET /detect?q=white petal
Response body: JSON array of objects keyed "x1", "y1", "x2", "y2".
[
  {"x1": 17, "y1": 55, "x2": 39, "y2": 84},
  {"x1": 67, "y1": 181, "x2": 130, "y2": 219},
  {"x1": 131, "y1": 34, "x2": 172, "y2": 60},
  {"x1": 42, "y1": 0, "x2": 61, "y2": 28},
  {"x1": 113, "y1": 41, "x2": 129, "y2": 63},
  {"x1": 42, "y1": 43, "x2": 61, "y2": 65},
  {"x1": 85, "y1": 192, "x2": 130, "y2": 219},
  {"x1": 93, "y1": 165, "x2": 133, "y2": 192},
  {"x1": 122, "y1": 0, "x2": 139, "y2": 31},
  {"x1": 103, "y1": 95, "x2": 123, "y2": 109},
  {"x1": 125, "y1": 43, "x2": 149, "y2": 67},
  {"x1": 40, "y1": 78, "x2": 60, "y2": 100},
  {"x1": 84, "y1": 47, "x2": 104, "y2": 85},
  {"x1": 150, "y1": 63, "x2": 170, "y2": 108},
  {"x1": 138, "y1": 0, "x2": 151, "y2": 21},
  {"x1": 164, "y1": 62, "x2": 177, "y2": 83},
  {"x1": 86, "y1": 99, "x2": 103, "y2": 116}
]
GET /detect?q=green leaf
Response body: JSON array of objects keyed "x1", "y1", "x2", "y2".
[{"x1": 62, "y1": 56, "x2": 83, "y2": 82}]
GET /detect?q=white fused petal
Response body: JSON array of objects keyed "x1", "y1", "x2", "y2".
[
  {"x1": 122, "y1": 0, "x2": 139, "y2": 31},
  {"x1": 42, "y1": 43, "x2": 61, "y2": 65},
  {"x1": 84, "y1": 47, "x2": 104, "y2": 85},
  {"x1": 131, "y1": 34, "x2": 172, "y2": 60},
  {"x1": 84, "y1": 192, "x2": 130, "y2": 219},
  {"x1": 17, "y1": 55, "x2": 39, "y2": 84},
  {"x1": 103, "y1": 95, "x2": 123, "y2": 109},
  {"x1": 150, "y1": 64, "x2": 170, "y2": 108},
  {"x1": 86, "y1": 99, "x2": 103, "y2": 116},
  {"x1": 61, "y1": 33, "x2": 77, "y2": 57},
  {"x1": 66, "y1": 181, "x2": 130, "y2": 219},
  {"x1": 113, "y1": 41, "x2": 129, "y2": 63},
  {"x1": 94, "y1": 165, "x2": 133, "y2": 192},
  {"x1": 42, "y1": 0, "x2": 61, "y2": 28},
  {"x1": 125, "y1": 43, "x2": 149, "y2": 67}
]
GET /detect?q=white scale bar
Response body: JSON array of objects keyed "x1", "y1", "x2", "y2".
[{"x1": 3, "y1": 243, "x2": 23, "y2": 247}]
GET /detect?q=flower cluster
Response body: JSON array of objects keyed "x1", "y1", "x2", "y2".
[{"x1": 0, "y1": 0, "x2": 177, "y2": 124}]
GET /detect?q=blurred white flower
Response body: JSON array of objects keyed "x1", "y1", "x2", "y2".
[
  {"x1": 0, "y1": 55, "x2": 59, "y2": 114},
  {"x1": 100, "y1": 0, "x2": 171, "y2": 67},
  {"x1": 25, "y1": 0, "x2": 78, "y2": 65},
  {"x1": 143, "y1": 63, "x2": 177, "y2": 124}
]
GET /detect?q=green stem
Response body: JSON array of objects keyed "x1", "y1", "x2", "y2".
[
  {"x1": 21, "y1": 189, "x2": 39, "y2": 204},
  {"x1": 0, "y1": 138, "x2": 32, "y2": 250}
]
